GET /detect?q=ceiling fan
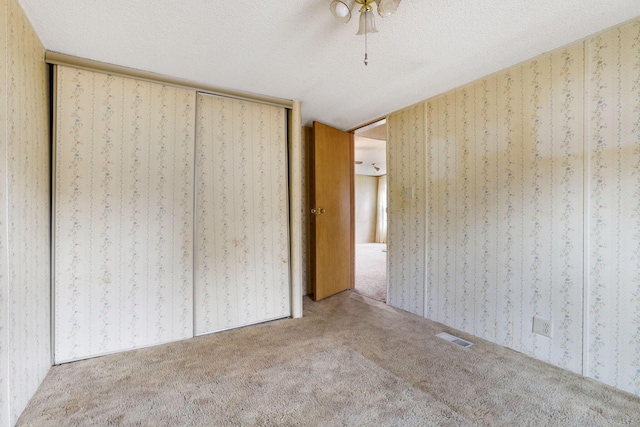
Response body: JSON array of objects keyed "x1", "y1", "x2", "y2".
[
  {"x1": 355, "y1": 161, "x2": 381, "y2": 172},
  {"x1": 330, "y1": 0, "x2": 402, "y2": 65}
]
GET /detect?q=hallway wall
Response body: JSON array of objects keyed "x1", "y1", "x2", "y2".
[{"x1": 354, "y1": 175, "x2": 378, "y2": 244}]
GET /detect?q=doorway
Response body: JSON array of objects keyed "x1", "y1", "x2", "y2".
[{"x1": 353, "y1": 121, "x2": 387, "y2": 302}]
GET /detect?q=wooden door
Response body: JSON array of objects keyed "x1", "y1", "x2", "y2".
[{"x1": 310, "y1": 121, "x2": 354, "y2": 300}]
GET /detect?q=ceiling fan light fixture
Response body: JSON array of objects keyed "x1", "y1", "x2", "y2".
[
  {"x1": 329, "y1": 0, "x2": 400, "y2": 65},
  {"x1": 330, "y1": 0, "x2": 355, "y2": 23},
  {"x1": 376, "y1": 2, "x2": 390, "y2": 18},
  {"x1": 356, "y1": 8, "x2": 378, "y2": 35},
  {"x1": 376, "y1": 0, "x2": 400, "y2": 17}
]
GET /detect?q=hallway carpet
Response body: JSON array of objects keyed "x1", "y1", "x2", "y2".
[
  {"x1": 354, "y1": 242, "x2": 387, "y2": 302},
  {"x1": 18, "y1": 292, "x2": 640, "y2": 426}
]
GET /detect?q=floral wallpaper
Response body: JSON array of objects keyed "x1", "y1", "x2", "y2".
[
  {"x1": 195, "y1": 93, "x2": 290, "y2": 335},
  {"x1": 427, "y1": 43, "x2": 585, "y2": 375},
  {"x1": 387, "y1": 103, "x2": 427, "y2": 316},
  {"x1": 587, "y1": 20, "x2": 640, "y2": 396},
  {"x1": 0, "y1": 0, "x2": 51, "y2": 424},
  {"x1": 386, "y1": 18, "x2": 640, "y2": 397},
  {"x1": 54, "y1": 66, "x2": 196, "y2": 363}
]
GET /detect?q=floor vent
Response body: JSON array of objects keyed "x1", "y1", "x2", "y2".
[{"x1": 436, "y1": 332, "x2": 473, "y2": 348}]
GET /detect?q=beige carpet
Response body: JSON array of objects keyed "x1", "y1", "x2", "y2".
[
  {"x1": 354, "y1": 243, "x2": 387, "y2": 302},
  {"x1": 18, "y1": 292, "x2": 640, "y2": 426}
]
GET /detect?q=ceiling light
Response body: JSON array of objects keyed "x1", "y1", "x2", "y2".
[
  {"x1": 329, "y1": 0, "x2": 354, "y2": 23},
  {"x1": 356, "y1": 9, "x2": 378, "y2": 35},
  {"x1": 329, "y1": 0, "x2": 401, "y2": 66}
]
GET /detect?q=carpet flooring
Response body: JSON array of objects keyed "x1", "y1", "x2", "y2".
[
  {"x1": 354, "y1": 243, "x2": 387, "y2": 302},
  {"x1": 18, "y1": 292, "x2": 640, "y2": 426}
]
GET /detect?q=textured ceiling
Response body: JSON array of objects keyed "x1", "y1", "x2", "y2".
[{"x1": 17, "y1": 0, "x2": 640, "y2": 130}]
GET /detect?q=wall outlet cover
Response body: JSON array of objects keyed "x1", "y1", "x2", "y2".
[
  {"x1": 532, "y1": 316, "x2": 553, "y2": 338},
  {"x1": 403, "y1": 186, "x2": 414, "y2": 200}
]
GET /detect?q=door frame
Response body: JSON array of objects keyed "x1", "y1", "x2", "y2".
[
  {"x1": 351, "y1": 118, "x2": 389, "y2": 302},
  {"x1": 288, "y1": 103, "x2": 304, "y2": 318}
]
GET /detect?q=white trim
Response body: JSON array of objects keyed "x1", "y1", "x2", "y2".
[
  {"x1": 354, "y1": 118, "x2": 386, "y2": 136},
  {"x1": 0, "y1": 0, "x2": 10, "y2": 419},
  {"x1": 45, "y1": 52, "x2": 293, "y2": 110},
  {"x1": 289, "y1": 101, "x2": 303, "y2": 318},
  {"x1": 385, "y1": 115, "x2": 391, "y2": 306},
  {"x1": 192, "y1": 91, "x2": 200, "y2": 339},
  {"x1": 422, "y1": 101, "x2": 430, "y2": 318},
  {"x1": 50, "y1": 65, "x2": 57, "y2": 365}
]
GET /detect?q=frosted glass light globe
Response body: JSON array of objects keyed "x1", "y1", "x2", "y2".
[
  {"x1": 335, "y1": 2, "x2": 349, "y2": 18},
  {"x1": 330, "y1": 0, "x2": 354, "y2": 23},
  {"x1": 379, "y1": 0, "x2": 399, "y2": 15}
]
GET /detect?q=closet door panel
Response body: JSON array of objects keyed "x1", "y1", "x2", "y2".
[
  {"x1": 54, "y1": 66, "x2": 195, "y2": 362},
  {"x1": 265, "y1": 104, "x2": 290, "y2": 317},
  {"x1": 254, "y1": 105, "x2": 277, "y2": 319},
  {"x1": 195, "y1": 94, "x2": 290, "y2": 335},
  {"x1": 119, "y1": 77, "x2": 152, "y2": 347}
]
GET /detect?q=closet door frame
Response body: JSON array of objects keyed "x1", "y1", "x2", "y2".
[{"x1": 49, "y1": 59, "x2": 304, "y2": 363}]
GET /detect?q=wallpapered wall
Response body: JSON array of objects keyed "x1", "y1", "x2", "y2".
[
  {"x1": 0, "y1": 0, "x2": 51, "y2": 424},
  {"x1": 55, "y1": 66, "x2": 196, "y2": 363},
  {"x1": 195, "y1": 93, "x2": 290, "y2": 334},
  {"x1": 586, "y1": 20, "x2": 640, "y2": 395},
  {"x1": 385, "y1": 19, "x2": 640, "y2": 396},
  {"x1": 427, "y1": 42, "x2": 585, "y2": 375},
  {"x1": 387, "y1": 103, "x2": 427, "y2": 316}
]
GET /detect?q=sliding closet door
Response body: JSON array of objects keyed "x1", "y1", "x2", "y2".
[
  {"x1": 54, "y1": 66, "x2": 196, "y2": 363},
  {"x1": 195, "y1": 93, "x2": 291, "y2": 335}
]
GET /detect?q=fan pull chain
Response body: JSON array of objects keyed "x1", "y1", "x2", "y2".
[{"x1": 364, "y1": 13, "x2": 369, "y2": 65}]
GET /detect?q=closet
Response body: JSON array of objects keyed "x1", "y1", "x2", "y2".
[
  {"x1": 53, "y1": 66, "x2": 291, "y2": 363},
  {"x1": 195, "y1": 94, "x2": 290, "y2": 335}
]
